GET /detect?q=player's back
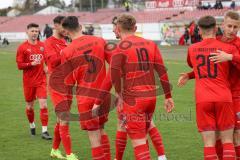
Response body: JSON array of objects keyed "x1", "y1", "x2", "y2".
[
  {"x1": 62, "y1": 35, "x2": 107, "y2": 103},
  {"x1": 115, "y1": 35, "x2": 161, "y2": 99},
  {"x1": 188, "y1": 38, "x2": 233, "y2": 103}
]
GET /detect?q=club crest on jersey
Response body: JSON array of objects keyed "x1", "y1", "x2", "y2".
[
  {"x1": 30, "y1": 54, "x2": 43, "y2": 61},
  {"x1": 40, "y1": 47, "x2": 44, "y2": 52}
]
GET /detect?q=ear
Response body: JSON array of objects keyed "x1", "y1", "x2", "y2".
[
  {"x1": 199, "y1": 28, "x2": 202, "y2": 35},
  {"x1": 214, "y1": 26, "x2": 218, "y2": 33},
  {"x1": 79, "y1": 25, "x2": 82, "y2": 31},
  {"x1": 134, "y1": 25, "x2": 137, "y2": 32}
]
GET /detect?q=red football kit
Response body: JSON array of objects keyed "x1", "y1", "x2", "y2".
[
  {"x1": 61, "y1": 35, "x2": 111, "y2": 131},
  {"x1": 187, "y1": 36, "x2": 240, "y2": 129},
  {"x1": 16, "y1": 40, "x2": 47, "y2": 102},
  {"x1": 187, "y1": 38, "x2": 238, "y2": 132},
  {"x1": 44, "y1": 36, "x2": 68, "y2": 107},
  {"x1": 109, "y1": 35, "x2": 172, "y2": 139}
]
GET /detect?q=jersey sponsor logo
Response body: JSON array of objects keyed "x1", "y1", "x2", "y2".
[
  {"x1": 40, "y1": 47, "x2": 44, "y2": 52},
  {"x1": 30, "y1": 54, "x2": 43, "y2": 61}
]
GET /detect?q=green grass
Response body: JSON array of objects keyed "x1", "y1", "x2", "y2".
[{"x1": 0, "y1": 45, "x2": 203, "y2": 160}]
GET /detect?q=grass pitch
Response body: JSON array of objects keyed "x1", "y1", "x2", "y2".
[{"x1": 0, "y1": 43, "x2": 202, "y2": 160}]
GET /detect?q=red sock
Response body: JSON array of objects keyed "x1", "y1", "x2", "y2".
[
  {"x1": 134, "y1": 144, "x2": 151, "y2": 160},
  {"x1": 223, "y1": 143, "x2": 236, "y2": 160},
  {"x1": 52, "y1": 123, "x2": 61, "y2": 150},
  {"x1": 235, "y1": 146, "x2": 240, "y2": 160},
  {"x1": 115, "y1": 131, "x2": 127, "y2": 160},
  {"x1": 204, "y1": 147, "x2": 218, "y2": 160},
  {"x1": 92, "y1": 146, "x2": 105, "y2": 160},
  {"x1": 149, "y1": 127, "x2": 165, "y2": 156},
  {"x1": 25, "y1": 108, "x2": 34, "y2": 123},
  {"x1": 101, "y1": 134, "x2": 111, "y2": 160},
  {"x1": 59, "y1": 125, "x2": 72, "y2": 155},
  {"x1": 216, "y1": 139, "x2": 223, "y2": 160},
  {"x1": 40, "y1": 108, "x2": 48, "y2": 126}
]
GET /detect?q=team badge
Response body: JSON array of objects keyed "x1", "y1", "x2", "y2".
[{"x1": 40, "y1": 47, "x2": 44, "y2": 52}]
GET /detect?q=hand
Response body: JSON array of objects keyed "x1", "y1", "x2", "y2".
[
  {"x1": 31, "y1": 60, "x2": 41, "y2": 66},
  {"x1": 177, "y1": 73, "x2": 189, "y2": 87},
  {"x1": 116, "y1": 93, "x2": 123, "y2": 112},
  {"x1": 92, "y1": 104, "x2": 100, "y2": 117},
  {"x1": 209, "y1": 50, "x2": 233, "y2": 63},
  {"x1": 164, "y1": 98, "x2": 174, "y2": 113},
  {"x1": 44, "y1": 66, "x2": 48, "y2": 74}
]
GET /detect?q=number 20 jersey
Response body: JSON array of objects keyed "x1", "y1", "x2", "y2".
[{"x1": 187, "y1": 38, "x2": 239, "y2": 103}]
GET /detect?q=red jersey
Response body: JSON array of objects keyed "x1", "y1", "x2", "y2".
[
  {"x1": 16, "y1": 40, "x2": 46, "y2": 87},
  {"x1": 61, "y1": 35, "x2": 110, "y2": 104},
  {"x1": 44, "y1": 36, "x2": 67, "y2": 73},
  {"x1": 188, "y1": 36, "x2": 240, "y2": 98},
  {"x1": 187, "y1": 38, "x2": 239, "y2": 103},
  {"x1": 217, "y1": 36, "x2": 240, "y2": 98},
  {"x1": 110, "y1": 35, "x2": 172, "y2": 101}
]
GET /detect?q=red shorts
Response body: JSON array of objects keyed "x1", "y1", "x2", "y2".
[
  {"x1": 233, "y1": 98, "x2": 240, "y2": 130},
  {"x1": 196, "y1": 102, "x2": 234, "y2": 132},
  {"x1": 49, "y1": 87, "x2": 73, "y2": 117},
  {"x1": 121, "y1": 98, "x2": 156, "y2": 139},
  {"x1": 23, "y1": 84, "x2": 47, "y2": 102},
  {"x1": 77, "y1": 96, "x2": 110, "y2": 131}
]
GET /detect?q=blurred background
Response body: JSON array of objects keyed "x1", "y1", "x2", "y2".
[{"x1": 0, "y1": 0, "x2": 239, "y2": 46}]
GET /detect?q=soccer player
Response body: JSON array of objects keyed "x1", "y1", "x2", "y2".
[
  {"x1": 60, "y1": 16, "x2": 111, "y2": 160},
  {"x1": 111, "y1": 16, "x2": 168, "y2": 160},
  {"x1": 44, "y1": 16, "x2": 78, "y2": 160},
  {"x1": 108, "y1": 14, "x2": 174, "y2": 160},
  {"x1": 185, "y1": 16, "x2": 238, "y2": 160},
  {"x1": 178, "y1": 11, "x2": 240, "y2": 159},
  {"x1": 16, "y1": 23, "x2": 51, "y2": 140}
]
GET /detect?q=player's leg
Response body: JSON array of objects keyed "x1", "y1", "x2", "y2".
[
  {"x1": 196, "y1": 102, "x2": 218, "y2": 160},
  {"x1": 51, "y1": 94, "x2": 77, "y2": 160},
  {"x1": 215, "y1": 132, "x2": 223, "y2": 160},
  {"x1": 124, "y1": 99, "x2": 155, "y2": 160},
  {"x1": 60, "y1": 120, "x2": 78, "y2": 160},
  {"x1": 200, "y1": 131, "x2": 218, "y2": 160},
  {"x1": 234, "y1": 129, "x2": 240, "y2": 160},
  {"x1": 24, "y1": 86, "x2": 36, "y2": 136},
  {"x1": 100, "y1": 128, "x2": 111, "y2": 160},
  {"x1": 48, "y1": 89, "x2": 66, "y2": 159},
  {"x1": 79, "y1": 102, "x2": 105, "y2": 160},
  {"x1": 148, "y1": 120, "x2": 166, "y2": 160},
  {"x1": 26, "y1": 101, "x2": 35, "y2": 135},
  {"x1": 87, "y1": 129, "x2": 106, "y2": 160},
  {"x1": 233, "y1": 100, "x2": 240, "y2": 160},
  {"x1": 50, "y1": 117, "x2": 66, "y2": 159},
  {"x1": 36, "y1": 83, "x2": 51, "y2": 139},
  {"x1": 131, "y1": 137, "x2": 151, "y2": 160},
  {"x1": 38, "y1": 98, "x2": 51, "y2": 140},
  {"x1": 115, "y1": 111, "x2": 127, "y2": 160},
  {"x1": 216, "y1": 102, "x2": 235, "y2": 160}
]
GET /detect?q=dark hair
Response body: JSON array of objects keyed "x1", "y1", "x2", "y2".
[
  {"x1": 112, "y1": 16, "x2": 118, "y2": 25},
  {"x1": 27, "y1": 23, "x2": 39, "y2": 29},
  {"x1": 198, "y1": 16, "x2": 216, "y2": 29},
  {"x1": 53, "y1": 16, "x2": 65, "y2": 24},
  {"x1": 62, "y1": 16, "x2": 80, "y2": 31}
]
